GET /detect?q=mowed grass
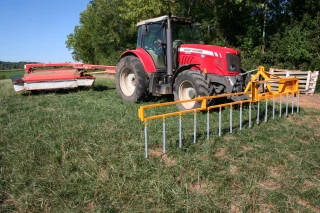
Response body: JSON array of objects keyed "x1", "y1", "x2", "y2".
[{"x1": 1, "y1": 77, "x2": 320, "y2": 212}]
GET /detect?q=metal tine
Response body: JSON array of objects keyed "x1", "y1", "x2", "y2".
[
  {"x1": 163, "y1": 117, "x2": 166, "y2": 153},
  {"x1": 207, "y1": 111, "x2": 210, "y2": 140},
  {"x1": 249, "y1": 103, "x2": 252, "y2": 128},
  {"x1": 297, "y1": 93, "x2": 300, "y2": 113},
  {"x1": 230, "y1": 106, "x2": 233, "y2": 133},
  {"x1": 291, "y1": 93, "x2": 294, "y2": 114},
  {"x1": 279, "y1": 96, "x2": 282, "y2": 117},
  {"x1": 179, "y1": 114, "x2": 182, "y2": 148},
  {"x1": 265, "y1": 100, "x2": 268, "y2": 122},
  {"x1": 240, "y1": 104, "x2": 243, "y2": 130},
  {"x1": 219, "y1": 107, "x2": 222, "y2": 137},
  {"x1": 145, "y1": 121, "x2": 148, "y2": 158},
  {"x1": 194, "y1": 112, "x2": 197, "y2": 144},
  {"x1": 257, "y1": 102, "x2": 260, "y2": 125},
  {"x1": 272, "y1": 97, "x2": 275, "y2": 119},
  {"x1": 286, "y1": 94, "x2": 289, "y2": 117}
]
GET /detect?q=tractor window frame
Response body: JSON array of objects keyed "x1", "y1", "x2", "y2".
[
  {"x1": 136, "y1": 26, "x2": 143, "y2": 48},
  {"x1": 140, "y1": 23, "x2": 164, "y2": 51}
]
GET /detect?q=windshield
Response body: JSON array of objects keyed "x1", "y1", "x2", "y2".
[{"x1": 172, "y1": 23, "x2": 193, "y2": 43}]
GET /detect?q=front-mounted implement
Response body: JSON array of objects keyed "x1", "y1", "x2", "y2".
[{"x1": 138, "y1": 66, "x2": 299, "y2": 158}]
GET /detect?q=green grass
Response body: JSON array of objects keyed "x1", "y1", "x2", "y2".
[
  {"x1": 0, "y1": 70, "x2": 25, "y2": 79},
  {"x1": 1, "y1": 78, "x2": 320, "y2": 212}
]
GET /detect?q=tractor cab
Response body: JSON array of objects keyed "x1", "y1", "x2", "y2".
[{"x1": 136, "y1": 16, "x2": 200, "y2": 71}]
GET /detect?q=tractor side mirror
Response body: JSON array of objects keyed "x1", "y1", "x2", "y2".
[{"x1": 142, "y1": 24, "x2": 150, "y2": 36}]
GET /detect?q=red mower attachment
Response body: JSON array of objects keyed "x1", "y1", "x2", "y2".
[{"x1": 11, "y1": 62, "x2": 116, "y2": 92}]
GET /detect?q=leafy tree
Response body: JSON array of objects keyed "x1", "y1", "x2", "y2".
[{"x1": 65, "y1": 0, "x2": 320, "y2": 71}]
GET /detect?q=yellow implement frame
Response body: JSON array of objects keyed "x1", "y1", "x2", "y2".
[
  {"x1": 138, "y1": 66, "x2": 300, "y2": 158},
  {"x1": 138, "y1": 66, "x2": 299, "y2": 122},
  {"x1": 244, "y1": 66, "x2": 299, "y2": 101}
]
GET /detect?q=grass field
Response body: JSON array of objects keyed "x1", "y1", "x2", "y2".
[
  {"x1": 1, "y1": 77, "x2": 320, "y2": 212},
  {"x1": 0, "y1": 70, "x2": 25, "y2": 79}
]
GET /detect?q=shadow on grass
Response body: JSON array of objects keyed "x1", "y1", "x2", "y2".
[
  {"x1": 92, "y1": 84, "x2": 113, "y2": 92},
  {"x1": 19, "y1": 82, "x2": 117, "y2": 96},
  {"x1": 21, "y1": 86, "x2": 107, "y2": 96},
  {"x1": 22, "y1": 89, "x2": 78, "y2": 96},
  {"x1": 173, "y1": 133, "x2": 208, "y2": 151}
]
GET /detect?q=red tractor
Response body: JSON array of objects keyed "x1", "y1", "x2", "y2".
[{"x1": 115, "y1": 14, "x2": 249, "y2": 110}]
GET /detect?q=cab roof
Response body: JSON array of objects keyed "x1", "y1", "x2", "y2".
[{"x1": 136, "y1": 15, "x2": 192, "y2": 26}]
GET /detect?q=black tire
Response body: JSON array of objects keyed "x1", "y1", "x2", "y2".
[
  {"x1": 115, "y1": 56, "x2": 149, "y2": 102},
  {"x1": 173, "y1": 70, "x2": 214, "y2": 111}
]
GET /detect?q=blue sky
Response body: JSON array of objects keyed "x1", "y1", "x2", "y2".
[{"x1": 0, "y1": 0, "x2": 90, "y2": 63}]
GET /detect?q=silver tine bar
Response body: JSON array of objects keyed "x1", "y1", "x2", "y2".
[
  {"x1": 265, "y1": 100, "x2": 268, "y2": 122},
  {"x1": 179, "y1": 115, "x2": 182, "y2": 148},
  {"x1": 257, "y1": 102, "x2": 260, "y2": 125},
  {"x1": 194, "y1": 112, "x2": 197, "y2": 144},
  {"x1": 219, "y1": 108, "x2": 222, "y2": 137},
  {"x1": 230, "y1": 106, "x2": 233, "y2": 133},
  {"x1": 291, "y1": 93, "x2": 294, "y2": 114},
  {"x1": 145, "y1": 122, "x2": 148, "y2": 158},
  {"x1": 163, "y1": 118, "x2": 166, "y2": 153},
  {"x1": 207, "y1": 111, "x2": 210, "y2": 140},
  {"x1": 273, "y1": 97, "x2": 275, "y2": 119},
  {"x1": 240, "y1": 104, "x2": 243, "y2": 130},
  {"x1": 279, "y1": 96, "x2": 282, "y2": 117},
  {"x1": 297, "y1": 93, "x2": 300, "y2": 113},
  {"x1": 249, "y1": 103, "x2": 252, "y2": 128},
  {"x1": 286, "y1": 94, "x2": 289, "y2": 117}
]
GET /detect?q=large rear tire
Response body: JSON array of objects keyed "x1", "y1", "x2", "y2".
[
  {"x1": 115, "y1": 56, "x2": 149, "y2": 102},
  {"x1": 173, "y1": 70, "x2": 214, "y2": 110}
]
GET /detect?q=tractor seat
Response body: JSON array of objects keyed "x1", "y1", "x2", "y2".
[{"x1": 147, "y1": 50, "x2": 165, "y2": 69}]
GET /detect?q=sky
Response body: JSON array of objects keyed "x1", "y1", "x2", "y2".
[{"x1": 0, "y1": 0, "x2": 90, "y2": 63}]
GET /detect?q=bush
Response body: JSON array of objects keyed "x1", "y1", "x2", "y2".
[{"x1": 0, "y1": 74, "x2": 6, "y2": 80}]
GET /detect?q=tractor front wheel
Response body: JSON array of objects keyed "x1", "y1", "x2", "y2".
[
  {"x1": 173, "y1": 70, "x2": 213, "y2": 110},
  {"x1": 115, "y1": 56, "x2": 149, "y2": 102}
]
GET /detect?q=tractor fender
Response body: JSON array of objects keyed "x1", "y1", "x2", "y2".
[
  {"x1": 120, "y1": 48, "x2": 156, "y2": 73},
  {"x1": 172, "y1": 64, "x2": 200, "y2": 84}
]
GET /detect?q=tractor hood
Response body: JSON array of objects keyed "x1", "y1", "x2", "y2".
[
  {"x1": 178, "y1": 44, "x2": 241, "y2": 76},
  {"x1": 179, "y1": 44, "x2": 240, "y2": 56}
]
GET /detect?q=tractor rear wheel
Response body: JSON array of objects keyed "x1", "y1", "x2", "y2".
[
  {"x1": 173, "y1": 70, "x2": 214, "y2": 110},
  {"x1": 115, "y1": 56, "x2": 149, "y2": 102}
]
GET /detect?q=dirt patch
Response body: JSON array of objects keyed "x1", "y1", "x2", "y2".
[
  {"x1": 258, "y1": 204, "x2": 277, "y2": 213},
  {"x1": 230, "y1": 165, "x2": 238, "y2": 175},
  {"x1": 303, "y1": 179, "x2": 317, "y2": 189},
  {"x1": 268, "y1": 166, "x2": 284, "y2": 178},
  {"x1": 259, "y1": 179, "x2": 281, "y2": 190},
  {"x1": 296, "y1": 198, "x2": 320, "y2": 212},
  {"x1": 224, "y1": 135, "x2": 237, "y2": 141},
  {"x1": 84, "y1": 200, "x2": 97, "y2": 212},
  {"x1": 214, "y1": 147, "x2": 227, "y2": 158},
  {"x1": 188, "y1": 181, "x2": 216, "y2": 194},
  {"x1": 230, "y1": 203, "x2": 241, "y2": 213},
  {"x1": 295, "y1": 94, "x2": 320, "y2": 109},
  {"x1": 148, "y1": 148, "x2": 176, "y2": 166}
]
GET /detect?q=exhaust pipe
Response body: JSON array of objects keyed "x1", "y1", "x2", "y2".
[{"x1": 166, "y1": 13, "x2": 173, "y2": 84}]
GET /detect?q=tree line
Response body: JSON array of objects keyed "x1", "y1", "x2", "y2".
[
  {"x1": 66, "y1": 0, "x2": 320, "y2": 71},
  {"x1": 0, "y1": 61, "x2": 38, "y2": 70}
]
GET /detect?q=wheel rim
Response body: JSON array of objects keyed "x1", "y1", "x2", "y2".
[
  {"x1": 120, "y1": 67, "x2": 136, "y2": 96},
  {"x1": 178, "y1": 80, "x2": 197, "y2": 109}
]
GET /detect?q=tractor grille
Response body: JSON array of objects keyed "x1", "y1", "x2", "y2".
[{"x1": 226, "y1": 54, "x2": 240, "y2": 72}]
